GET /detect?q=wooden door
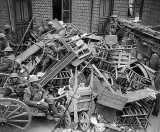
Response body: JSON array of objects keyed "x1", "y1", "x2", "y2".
[
  {"x1": 14, "y1": 0, "x2": 32, "y2": 40},
  {"x1": 98, "y1": 0, "x2": 113, "y2": 35}
]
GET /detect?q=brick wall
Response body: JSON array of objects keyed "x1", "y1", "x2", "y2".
[
  {"x1": 0, "y1": 0, "x2": 53, "y2": 32},
  {"x1": 91, "y1": 0, "x2": 100, "y2": 33},
  {"x1": 113, "y1": 0, "x2": 128, "y2": 19},
  {"x1": 32, "y1": 0, "x2": 53, "y2": 27},
  {"x1": 71, "y1": 0, "x2": 91, "y2": 33},
  {"x1": 113, "y1": 0, "x2": 160, "y2": 27},
  {"x1": 0, "y1": 0, "x2": 15, "y2": 31},
  {"x1": 0, "y1": 0, "x2": 9, "y2": 31},
  {"x1": 141, "y1": 0, "x2": 160, "y2": 26}
]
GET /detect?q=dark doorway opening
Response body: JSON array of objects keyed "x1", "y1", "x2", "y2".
[
  {"x1": 53, "y1": 0, "x2": 62, "y2": 21},
  {"x1": 52, "y1": 0, "x2": 71, "y2": 23}
]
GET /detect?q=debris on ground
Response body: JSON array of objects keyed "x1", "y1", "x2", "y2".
[{"x1": 0, "y1": 18, "x2": 158, "y2": 132}]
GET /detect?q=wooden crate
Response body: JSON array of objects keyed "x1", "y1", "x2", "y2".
[
  {"x1": 93, "y1": 76, "x2": 128, "y2": 110},
  {"x1": 67, "y1": 87, "x2": 92, "y2": 113}
]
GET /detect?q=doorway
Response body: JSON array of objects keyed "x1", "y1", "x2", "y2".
[
  {"x1": 53, "y1": 0, "x2": 62, "y2": 21},
  {"x1": 98, "y1": 0, "x2": 114, "y2": 35},
  {"x1": 52, "y1": 0, "x2": 71, "y2": 23},
  {"x1": 14, "y1": 0, "x2": 32, "y2": 40}
]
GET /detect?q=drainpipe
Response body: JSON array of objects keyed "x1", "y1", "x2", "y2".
[
  {"x1": 90, "y1": 0, "x2": 93, "y2": 33},
  {"x1": 7, "y1": 0, "x2": 13, "y2": 31}
]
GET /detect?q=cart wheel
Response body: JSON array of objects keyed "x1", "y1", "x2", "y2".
[
  {"x1": 0, "y1": 98, "x2": 32, "y2": 132},
  {"x1": 79, "y1": 111, "x2": 90, "y2": 131},
  {"x1": 56, "y1": 105, "x2": 71, "y2": 129}
]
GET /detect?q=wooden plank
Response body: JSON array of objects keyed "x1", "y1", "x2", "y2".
[
  {"x1": 121, "y1": 114, "x2": 147, "y2": 117},
  {"x1": 69, "y1": 101, "x2": 90, "y2": 113},
  {"x1": 105, "y1": 124, "x2": 121, "y2": 131},
  {"x1": 71, "y1": 57, "x2": 85, "y2": 67},
  {"x1": 101, "y1": 93, "x2": 127, "y2": 103},
  {"x1": 77, "y1": 90, "x2": 92, "y2": 96},
  {"x1": 101, "y1": 91, "x2": 127, "y2": 103},
  {"x1": 17, "y1": 34, "x2": 58, "y2": 62},
  {"x1": 73, "y1": 67, "x2": 78, "y2": 123},
  {"x1": 97, "y1": 99, "x2": 124, "y2": 110},
  {"x1": 93, "y1": 77, "x2": 127, "y2": 102},
  {"x1": 99, "y1": 95, "x2": 126, "y2": 106},
  {"x1": 105, "y1": 35, "x2": 118, "y2": 45},
  {"x1": 92, "y1": 64, "x2": 116, "y2": 94},
  {"x1": 77, "y1": 99, "x2": 91, "y2": 103},
  {"x1": 124, "y1": 89, "x2": 157, "y2": 103}
]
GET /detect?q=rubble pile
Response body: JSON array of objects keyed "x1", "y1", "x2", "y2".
[
  {"x1": 0, "y1": 18, "x2": 159, "y2": 132},
  {"x1": 119, "y1": 18, "x2": 160, "y2": 39}
]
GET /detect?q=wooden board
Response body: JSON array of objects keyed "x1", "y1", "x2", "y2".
[
  {"x1": 105, "y1": 124, "x2": 121, "y2": 131},
  {"x1": 92, "y1": 64, "x2": 116, "y2": 94},
  {"x1": 93, "y1": 77, "x2": 128, "y2": 110},
  {"x1": 105, "y1": 35, "x2": 118, "y2": 45},
  {"x1": 124, "y1": 89, "x2": 157, "y2": 103},
  {"x1": 16, "y1": 34, "x2": 58, "y2": 62}
]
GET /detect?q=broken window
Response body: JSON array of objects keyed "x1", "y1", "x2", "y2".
[
  {"x1": 62, "y1": 0, "x2": 71, "y2": 23},
  {"x1": 53, "y1": 0, "x2": 71, "y2": 23},
  {"x1": 128, "y1": 0, "x2": 144, "y2": 20}
]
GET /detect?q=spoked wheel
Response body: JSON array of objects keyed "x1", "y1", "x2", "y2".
[
  {"x1": 0, "y1": 98, "x2": 32, "y2": 132},
  {"x1": 55, "y1": 105, "x2": 71, "y2": 129},
  {"x1": 79, "y1": 111, "x2": 90, "y2": 131}
]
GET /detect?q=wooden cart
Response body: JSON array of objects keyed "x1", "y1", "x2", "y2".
[
  {"x1": 0, "y1": 73, "x2": 71, "y2": 132},
  {"x1": 66, "y1": 67, "x2": 94, "y2": 131},
  {"x1": 0, "y1": 95, "x2": 71, "y2": 132}
]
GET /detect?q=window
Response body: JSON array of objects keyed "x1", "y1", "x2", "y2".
[
  {"x1": 62, "y1": 0, "x2": 72, "y2": 23},
  {"x1": 128, "y1": 0, "x2": 144, "y2": 20},
  {"x1": 53, "y1": 0, "x2": 71, "y2": 23}
]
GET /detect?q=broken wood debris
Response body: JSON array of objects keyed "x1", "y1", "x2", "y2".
[{"x1": 0, "y1": 18, "x2": 159, "y2": 132}]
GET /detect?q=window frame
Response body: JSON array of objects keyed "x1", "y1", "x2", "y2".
[
  {"x1": 62, "y1": 0, "x2": 72, "y2": 23},
  {"x1": 128, "y1": 0, "x2": 144, "y2": 20}
]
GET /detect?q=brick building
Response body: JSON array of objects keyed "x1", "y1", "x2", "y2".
[
  {"x1": 72, "y1": 0, "x2": 160, "y2": 33},
  {"x1": 1, "y1": 0, "x2": 160, "y2": 39},
  {"x1": 113, "y1": 0, "x2": 160, "y2": 27},
  {"x1": 0, "y1": 0, "x2": 53, "y2": 40}
]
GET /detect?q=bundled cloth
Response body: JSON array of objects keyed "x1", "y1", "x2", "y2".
[{"x1": 90, "y1": 116, "x2": 105, "y2": 132}]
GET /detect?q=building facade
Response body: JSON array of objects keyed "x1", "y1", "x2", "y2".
[
  {"x1": 0, "y1": 0, "x2": 53, "y2": 40},
  {"x1": 1, "y1": 0, "x2": 160, "y2": 38}
]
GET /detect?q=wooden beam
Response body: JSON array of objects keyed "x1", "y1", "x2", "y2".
[{"x1": 92, "y1": 64, "x2": 117, "y2": 94}]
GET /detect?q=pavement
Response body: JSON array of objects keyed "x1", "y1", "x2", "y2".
[
  {"x1": 1, "y1": 93, "x2": 160, "y2": 132},
  {"x1": 25, "y1": 117, "x2": 55, "y2": 132},
  {"x1": 0, "y1": 94, "x2": 55, "y2": 132}
]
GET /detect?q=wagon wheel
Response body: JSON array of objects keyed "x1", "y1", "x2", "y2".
[
  {"x1": 0, "y1": 98, "x2": 32, "y2": 132},
  {"x1": 56, "y1": 105, "x2": 71, "y2": 129},
  {"x1": 79, "y1": 111, "x2": 90, "y2": 131}
]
